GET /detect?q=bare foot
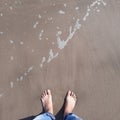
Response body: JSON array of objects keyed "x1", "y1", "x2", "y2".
[
  {"x1": 64, "y1": 90, "x2": 77, "y2": 117},
  {"x1": 41, "y1": 89, "x2": 53, "y2": 114}
]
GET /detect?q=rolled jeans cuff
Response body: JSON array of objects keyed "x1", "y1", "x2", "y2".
[
  {"x1": 46, "y1": 112, "x2": 55, "y2": 120},
  {"x1": 64, "y1": 113, "x2": 83, "y2": 120}
]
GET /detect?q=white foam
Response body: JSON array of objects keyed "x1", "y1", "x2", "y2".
[
  {"x1": 38, "y1": 14, "x2": 42, "y2": 19},
  {"x1": 44, "y1": 11, "x2": 47, "y2": 14},
  {"x1": 56, "y1": 0, "x2": 107, "y2": 50},
  {"x1": 33, "y1": 21, "x2": 39, "y2": 28},
  {"x1": 0, "y1": 13, "x2": 3, "y2": 17},
  {"x1": 53, "y1": 3, "x2": 56, "y2": 6},
  {"x1": 83, "y1": 12, "x2": 89, "y2": 21},
  {"x1": 46, "y1": 37, "x2": 49, "y2": 40},
  {"x1": 64, "y1": 3, "x2": 67, "y2": 7},
  {"x1": 87, "y1": 6, "x2": 91, "y2": 12},
  {"x1": 56, "y1": 26, "x2": 60, "y2": 30},
  {"x1": 97, "y1": 2, "x2": 101, "y2": 5},
  {"x1": 40, "y1": 64, "x2": 43, "y2": 68},
  {"x1": 39, "y1": 38, "x2": 42, "y2": 40},
  {"x1": 5, "y1": 3, "x2": 7, "y2": 5},
  {"x1": 0, "y1": 32, "x2": 3, "y2": 35},
  {"x1": 17, "y1": 77, "x2": 19, "y2": 81},
  {"x1": 90, "y1": 0, "x2": 107, "y2": 8},
  {"x1": 20, "y1": 76, "x2": 23, "y2": 81},
  {"x1": 9, "y1": 6, "x2": 13, "y2": 10},
  {"x1": 17, "y1": 66, "x2": 33, "y2": 81},
  {"x1": 83, "y1": 0, "x2": 106, "y2": 22},
  {"x1": 10, "y1": 56, "x2": 14, "y2": 61},
  {"x1": 57, "y1": 19, "x2": 81, "y2": 49},
  {"x1": 47, "y1": 49, "x2": 59, "y2": 63},
  {"x1": 90, "y1": 1, "x2": 98, "y2": 7},
  {"x1": 24, "y1": 72, "x2": 27, "y2": 76},
  {"x1": 0, "y1": 93, "x2": 3, "y2": 98},
  {"x1": 9, "y1": 40, "x2": 14, "y2": 44},
  {"x1": 99, "y1": 0, "x2": 107, "y2": 6},
  {"x1": 48, "y1": 17, "x2": 53, "y2": 21},
  {"x1": 42, "y1": 57, "x2": 46, "y2": 63},
  {"x1": 40, "y1": 57, "x2": 46, "y2": 68},
  {"x1": 97, "y1": 9, "x2": 100, "y2": 12},
  {"x1": 59, "y1": 10, "x2": 65, "y2": 15},
  {"x1": 32, "y1": 49, "x2": 34, "y2": 53},
  {"x1": 27, "y1": 66, "x2": 33, "y2": 73},
  {"x1": 20, "y1": 41, "x2": 24, "y2": 45},
  {"x1": 39, "y1": 30, "x2": 44, "y2": 40},
  {"x1": 10, "y1": 81, "x2": 14, "y2": 88},
  {"x1": 75, "y1": 7, "x2": 79, "y2": 10},
  {"x1": 58, "y1": 31, "x2": 62, "y2": 35}
]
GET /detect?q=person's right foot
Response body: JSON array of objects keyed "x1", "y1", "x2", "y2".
[
  {"x1": 64, "y1": 90, "x2": 77, "y2": 117},
  {"x1": 41, "y1": 89, "x2": 53, "y2": 114}
]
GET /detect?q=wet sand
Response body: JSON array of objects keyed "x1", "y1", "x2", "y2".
[{"x1": 0, "y1": 0, "x2": 120, "y2": 120}]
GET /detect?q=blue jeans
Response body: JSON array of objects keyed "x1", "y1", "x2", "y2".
[{"x1": 33, "y1": 112, "x2": 82, "y2": 120}]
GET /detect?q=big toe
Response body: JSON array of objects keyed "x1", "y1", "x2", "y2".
[
  {"x1": 67, "y1": 90, "x2": 72, "y2": 96},
  {"x1": 47, "y1": 89, "x2": 51, "y2": 95}
]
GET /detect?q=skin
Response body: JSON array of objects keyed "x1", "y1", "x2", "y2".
[
  {"x1": 64, "y1": 90, "x2": 77, "y2": 117},
  {"x1": 40, "y1": 89, "x2": 77, "y2": 117},
  {"x1": 41, "y1": 89, "x2": 53, "y2": 114}
]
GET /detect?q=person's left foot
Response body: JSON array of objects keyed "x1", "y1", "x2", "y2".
[{"x1": 41, "y1": 89, "x2": 53, "y2": 114}]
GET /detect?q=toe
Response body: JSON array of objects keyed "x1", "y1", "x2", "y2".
[
  {"x1": 72, "y1": 92, "x2": 75, "y2": 97},
  {"x1": 47, "y1": 89, "x2": 51, "y2": 95},
  {"x1": 71, "y1": 91, "x2": 74, "y2": 96},
  {"x1": 73, "y1": 94, "x2": 77, "y2": 100},
  {"x1": 44, "y1": 90, "x2": 47, "y2": 95},
  {"x1": 73, "y1": 94, "x2": 76, "y2": 98},
  {"x1": 67, "y1": 90, "x2": 71, "y2": 96},
  {"x1": 71, "y1": 92, "x2": 77, "y2": 100}
]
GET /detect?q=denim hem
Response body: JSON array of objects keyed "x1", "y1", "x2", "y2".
[
  {"x1": 64, "y1": 113, "x2": 73, "y2": 119},
  {"x1": 46, "y1": 112, "x2": 55, "y2": 120},
  {"x1": 64, "y1": 113, "x2": 83, "y2": 120}
]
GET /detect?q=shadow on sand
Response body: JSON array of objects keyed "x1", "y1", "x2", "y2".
[{"x1": 20, "y1": 98, "x2": 66, "y2": 120}]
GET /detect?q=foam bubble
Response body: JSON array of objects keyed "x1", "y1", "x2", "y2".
[
  {"x1": 0, "y1": 32, "x2": 3, "y2": 35},
  {"x1": 64, "y1": 3, "x2": 67, "y2": 7},
  {"x1": 9, "y1": 40, "x2": 14, "y2": 44},
  {"x1": 39, "y1": 30, "x2": 44, "y2": 40},
  {"x1": 0, "y1": 93, "x2": 3, "y2": 98},
  {"x1": 32, "y1": 49, "x2": 34, "y2": 53},
  {"x1": 48, "y1": 17, "x2": 53, "y2": 21},
  {"x1": 10, "y1": 56, "x2": 14, "y2": 61},
  {"x1": 27, "y1": 66, "x2": 33, "y2": 73},
  {"x1": 83, "y1": 12, "x2": 89, "y2": 21},
  {"x1": 38, "y1": 14, "x2": 42, "y2": 19},
  {"x1": 56, "y1": 26, "x2": 60, "y2": 30},
  {"x1": 53, "y1": 3, "x2": 56, "y2": 6},
  {"x1": 10, "y1": 81, "x2": 14, "y2": 88},
  {"x1": 20, "y1": 76, "x2": 23, "y2": 81},
  {"x1": 57, "y1": 19, "x2": 81, "y2": 49},
  {"x1": 47, "y1": 49, "x2": 59, "y2": 63},
  {"x1": 0, "y1": 13, "x2": 3, "y2": 16},
  {"x1": 20, "y1": 41, "x2": 24, "y2": 45},
  {"x1": 9, "y1": 6, "x2": 13, "y2": 10},
  {"x1": 46, "y1": 37, "x2": 49, "y2": 40},
  {"x1": 40, "y1": 57, "x2": 46, "y2": 68},
  {"x1": 75, "y1": 7, "x2": 79, "y2": 10},
  {"x1": 59, "y1": 10, "x2": 65, "y2": 15},
  {"x1": 33, "y1": 21, "x2": 39, "y2": 28}
]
